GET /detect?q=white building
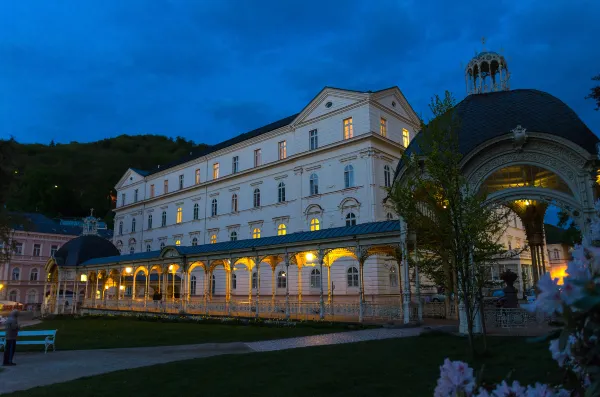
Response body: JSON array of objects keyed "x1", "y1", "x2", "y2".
[{"x1": 112, "y1": 87, "x2": 420, "y2": 301}]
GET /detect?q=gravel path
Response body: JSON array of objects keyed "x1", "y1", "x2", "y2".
[{"x1": 0, "y1": 327, "x2": 423, "y2": 394}]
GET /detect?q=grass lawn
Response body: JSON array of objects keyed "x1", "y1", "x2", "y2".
[
  {"x1": 23, "y1": 316, "x2": 347, "y2": 350},
  {"x1": 6, "y1": 333, "x2": 560, "y2": 397}
]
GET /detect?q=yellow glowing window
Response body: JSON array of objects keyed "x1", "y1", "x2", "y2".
[
  {"x1": 175, "y1": 239, "x2": 181, "y2": 246},
  {"x1": 310, "y1": 218, "x2": 320, "y2": 231},
  {"x1": 278, "y1": 141, "x2": 287, "y2": 160},
  {"x1": 343, "y1": 117, "x2": 353, "y2": 140},
  {"x1": 380, "y1": 118, "x2": 387, "y2": 137},
  {"x1": 252, "y1": 228, "x2": 261, "y2": 239},
  {"x1": 210, "y1": 234, "x2": 217, "y2": 244},
  {"x1": 213, "y1": 163, "x2": 219, "y2": 179},
  {"x1": 176, "y1": 207, "x2": 182, "y2": 223},
  {"x1": 277, "y1": 224, "x2": 287, "y2": 236},
  {"x1": 402, "y1": 129, "x2": 409, "y2": 147},
  {"x1": 195, "y1": 169, "x2": 200, "y2": 184}
]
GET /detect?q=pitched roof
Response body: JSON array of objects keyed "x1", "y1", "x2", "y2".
[
  {"x1": 544, "y1": 223, "x2": 569, "y2": 245},
  {"x1": 80, "y1": 220, "x2": 400, "y2": 266},
  {"x1": 10, "y1": 212, "x2": 113, "y2": 239}
]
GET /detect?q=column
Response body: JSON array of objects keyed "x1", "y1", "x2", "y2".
[
  {"x1": 318, "y1": 248, "x2": 325, "y2": 320},
  {"x1": 83, "y1": 275, "x2": 88, "y2": 309},
  {"x1": 297, "y1": 265, "x2": 303, "y2": 303},
  {"x1": 73, "y1": 278, "x2": 79, "y2": 314},
  {"x1": 132, "y1": 272, "x2": 137, "y2": 306},
  {"x1": 61, "y1": 276, "x2": 67, "y2": 314},
  {"x1": 204, "y1": 268, "x2": 208, "y2": 315},
  {"x1": 400, "y1": 219, "x2": 411, "y2": 324},
  {"x1": 144, "y1": 272, "x2": 149, "y2": 311},
  {"x1": 248, "y1": 268, "x2": 252, "y2": 303},
  {"x1": 358, "y1": 259, "x2": 365, "y2": 323},
  {"x1": 284, "y1": 252, "x2": 290, "y2": 320},
  {"x1": 116, "y1": 271, "x2": 122, "y2": 309},
  {"x1": 271, "y1": 267, "x2": 276, "y2": 307},
  {"x1": 94, "y1": 274, "x2": 99, "y2": 308},
  {"x1": 517, "y1": 260, "x2": 524, "y2": 299},
  {"x1": 42, "y1": 279, "x2": 48, "y2": 313},
  {"x1": 413, "y1": 238, "x2": 422, "y2": 323},
  {"x1": 255, "y1": 254, "x2": 260, "y2": 318},
  {"x1": 327, "y1": 265, "x2": 331, "y2": 304},
  {"x1": 54, "y1": 271, "x2": 61, "y2": 314},
  {"x1": 531, "y1": 245, "x2": 539, "y2": 285},
  {"x1": 540, "y1": 246, "x2": 547, "y2": 275}
]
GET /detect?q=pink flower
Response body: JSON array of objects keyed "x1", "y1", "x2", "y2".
[
  {"x1": 434, "y1": 359, "x2": 476, "y2": 397},
  {"x1": 548, "y1": 339, "x2": 570, "y2": 368},
  {"x1": 488, "y1": 380, "x2": 526, "y2": 396},
  {"x1": 524, "y1": 383, "x2": 571, "y2": 396},
  {"x1": 526, "y1": 273, "x2": 562, "y2": 314}
]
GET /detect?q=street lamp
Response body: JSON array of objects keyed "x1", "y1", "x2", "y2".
[
  {"x1": 305, "y1": 252, "x2": 314, "y2": 262},
  {"x1": 125, "y1": 267, "x2": 133, "y2": 274}
]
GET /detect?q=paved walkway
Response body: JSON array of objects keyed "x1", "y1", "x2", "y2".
[{"x1": 0, "y1": 327, "x2": 423, "y2": 394}]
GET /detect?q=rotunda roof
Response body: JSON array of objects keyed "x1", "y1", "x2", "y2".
[{"x1": 54, "y1": 235, "x2": 120, "y2": 267}]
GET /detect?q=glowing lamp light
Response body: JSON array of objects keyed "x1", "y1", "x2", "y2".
[
  {"x1": 125, "y1": 267, "x2": 133, "y2": 274},
  {"x1": 119, "y1": 285, "x2": 125, "y2": 291},
  {"x1": 0, "y1": 283, "x2": 4, "y2": 290},
  {"x1": 524, "y1": 200, "x2": 531, "y2": 206},
  {"x1": 105, "y1": 285, "x2": 109, "y2": 290},
  {"x1": 305, "y1": 253, "x2": 314, "y2": 262},
  {"x1": 168, "y1": 265, "x2": 174, "y2": 271},
  {"x1": 80, "y1": 274, "x2": 88, "y2": 282},
  {"x1": 281, "y1": 272, "x2": 286, "y2": 277},
  {"x1": 54, "y1": 185, "x2": 58, "y2": 188}
]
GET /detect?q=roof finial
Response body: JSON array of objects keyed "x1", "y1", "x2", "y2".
[
  {"x1": 90, "y1": 208, "x2": 94, "y2": 217},
  {"x1": 481, "y1": 36, "x2": 486, "y2": 51}
]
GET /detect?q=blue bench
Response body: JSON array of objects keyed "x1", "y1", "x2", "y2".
[{"x1": 0, "y1": 330, "x2": 57, "y2": 353}]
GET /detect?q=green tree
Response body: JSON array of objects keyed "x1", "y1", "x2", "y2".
[
  {"x1": 585, "y1": 74, "x2": 600, "y2": 110},
  {"x1": 391, "y1": 91, "x2": 510, "y2": 355}
]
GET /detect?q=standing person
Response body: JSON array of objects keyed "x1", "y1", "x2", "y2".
[{"x1": 3, "y1": 310, "x2": 19, "y2": 366}]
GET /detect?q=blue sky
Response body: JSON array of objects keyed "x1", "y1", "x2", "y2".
[{"x1": 1, "y1": 0, "x2": 599, "y2": 145}]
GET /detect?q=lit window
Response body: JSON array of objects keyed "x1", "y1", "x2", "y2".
[
  {"x1": 190, "y1": 276, "x2": 197, "y2": 295},
  {"x1": 175, "y1": 239, "x2": 181, "y2": 246},
  {"x1": 232, "y1": 156, "x2": 239, "y2": 173},
  {"x1": 386, "y1": 212, "x2": 394, "y2": 221},
  {"x1": 309, "y1": 173, "x2": 319, "y2": 195},
  {"x1": 344, "y1": 165, "x2": 354, "y2": 188},
  {"x1": 253, "y1": 188, "x2": 261, "y2": 208},
  {"x1": 195, "y1": 169, "x2": 201, "y2": 184},
  {"x1": 309, "y1": 129, "x2": 318, "y2": 150},
  {"x1": 160, "y1": 242, "x2": 165, "y2": 250},
  {"x1": 211, "y1": 199, "x2": 218, "y2": 217},
  {"x1": 179, "y1": 174, "x2": 184, "y2": 190},
  {"x1": 384, "y1": 165, "x2": 391, "y2": 187},
  {"x1": 150, "y1": 184, "x2": 155, "y2": 198},
  {"x1": 252, "y1": 272, "x2": 258, "y2": 289},
  {"x1": 254, "y1": 149, "x2": 262, "y2": 167},
  {"x1": 213, "y1": 163, "x2": 219, "y2": 179},
  {"x1": 33, "y1": 244, "x2": 41, "y2": 256},
  {"x1": 129, "y1": 246, "x2": 135, "y2": 254},
  {"x1": 131, "y1": 217, "x2": 137, "y2": 232},
  {"x1": 192, "y1": 237, "x2": 198, "y2": 246},
  {"x1": 193, "y1": 203, "x2": 199, "y2": 220},
  {"x1": 252, "y1": 228, "x2": 261, "y2": 239},
  {"x1": 380, "y1": 117, "x2": 387, "y2": 137},
  {"x1": 30, "y1": 268, "x2": 39, "y2": 281},
  {"x1": 161, "y1": 211, "x2": 167, "y2": 227},
  {"x1": 231, "y1": 194, "x2": 238, "y2": 212},
  {"x1": 347, "y1": 267, "x2": 359, "y2": 287},
  {"x1": 146, "y1": 244, "x2": 151, "y2": 252},
  {"x1": 389, "y1": 266, "x2": 398, "y2": 287},
  {"x1": 164, "y1": 180, "x2": 169, "y2": 194},
  {"x1": 310, "y1": 218, "x2": 320, "y2": 231},
  {"x1": 232, "y1": 273, "x2": 237, "y2": 289},
  {"x1": 278, "y1": 141, "x2": 287, "y2": 160},
  {"x1": 210, "y1": 234, "x2": 217, "y2": 244},
  {"x1": 310, "y1": 268, "x2": 321, "y2": 288},
  {"x1": 134, "y1": 189, "x2": 138, "y2": 202},
  {"x1": 343, "y1": 117, "x2": 353, "y2": 139},
  {"x1": 277, "y1": 224, "x2": 287, "y2": 236},
  {"x1": 176, "y1": 207, "x2": 183, "y2": 223},
  {"x1": 119, "y1": 221, "x2": 123, "y2": 235},
  {"x1": 230, "y1": 231, "x2": 237, "y2": 241},
  {"x1": 277, "y1": 271, "x2": 287, "y2": 288},
  {"x1": 402, "y1": 129, "x2": 409, "y2": 147},
  {"x1": 148, "y1": 214, "x2": 153, "y2": 229},
  {"x1": 50, "y1": 245, "x2": 58, "y2": 257},
  {"x1": 121, "y1": 193, "x2": 126, "y2": 206},
  {"x1": 346, "y1": 213, "x2": 357, "y2": 227},
  {"x1": 278, "y1": 182, "x2": 286, "y2": 203},
  {"x1": 516, "y1": 238, "x2": 521, "y2": 249}
]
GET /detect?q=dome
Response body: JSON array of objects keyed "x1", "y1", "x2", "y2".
[
  {"x1": 396, "y1": 89, "x2": 598, "y2": 177},
  {"x1": 465, "y1": 50, "x2": 510, "y2": 95},
  {"x1": 54, "y1": 235, "x2": 120, "y2": 267}
]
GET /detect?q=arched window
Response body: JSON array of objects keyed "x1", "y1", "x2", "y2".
[
  {"x1": 160, "y1": 242, "x2": 165, "y2": 250},
  {"x1": 175, "y1": 239, "x2": 181, "y2": 246},
  {"x1": 193, "y1": 203, "x2": 199, "y2": 220},
  {"x1": 277, "y1": 270, "x2": 287, "y2": 288},
  {"x1": 211, "y1": 199, "x2": 218, "y2": 217},
  {"x1": 30, "y1": 268, "x2": 39, "y2": 281},
  {"x1": 232, "y1": 273, "x2": 237, "y2": 290},
  {"x1": 119, "y1": 221, "x2": 123, "y2": 235},
  {"x1": 210, "y1": 234, "x2": 217, "y2": 244},
  {"x1": 252, "y1": 272, "x2": 258, "y2": 289},
  {"x1": 27, "y1": 290, "x2": 37, "y2": 304},
  {"x1": 192, "y1": 237, "x2": 198, "y2": 246},
  {"x1": 309, "y1": 173, "x2": 319, "y2": 195},
  {"x1": 346, "y1": 212, "x2": 357, "y2": 227},
  {"x1": 161, "y1": 211, "x2": 167, "y2": 227},
  {"x1": 389, "y1": 266, "x2": 398, "y2": 287},
  {"x1": 129, "y1": 246, "x2": 135, "y2": 254},
  {"x1": 231, "y1": 194, "x2": 238, "y2": 212},
  {"x1": 277, "y1": 224, "x2": 287, "y2": 236},
  {"x1": 253, "y1": 188, "x2": 261, "y2": 208},
  {"x1": 131, "y1": 218, "x2": 136, "y2": 232},
  {"x1": 344, "y1": 165, "x2": 354, "y2": 188},
  {"x1": 347, "y1": 267, "x2": 359, "y2": 287},
  {"x1": 230, "y1": 231, "x2": 238, "y2": 241},
  {"x1": 278, "y1": 182, "x2": 286, "y2": 203},
  {"x1": 9, "y1": 290, "x2": 17, "y2": 302},
  {"x1": 11, "y1": 267, "x2": 20, "y2": 281},
  {"x1": 310, "y1": 218, "x2": 320, "y2": 231},
  {"x1": 212, "y1": 274, "x2": 216, "y2": 295},
  {"x1": 148, "y1": 214, "x2": 153, "y2": 229},
  {"x1": 190, "y1": 275, "x2": 197, "y2": 295},
  {"x1": 384, "y1": 165, "x2": 391, "y2": 187},
  {"x1": 310, "y1": 268, "x2": 321, "y2": 288},
  {"x1": 386, "y1": 212, "x2": 394, "y2": 221},
  {"x1": 146, "y1": 244, "x2": 151, "y2": 252},
  {"x1": 252, "y1": 228, "x2": 261, "y2": 239}
]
